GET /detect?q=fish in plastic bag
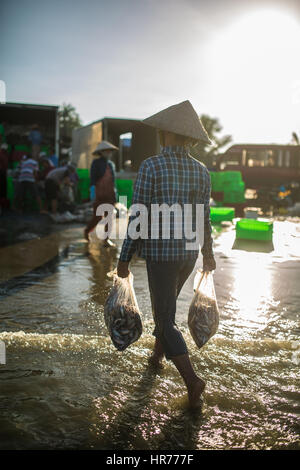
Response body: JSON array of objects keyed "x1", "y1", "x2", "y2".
[
  {"x1": 104, "y1": 269, "x2": 143, "y2": 351},
  {"x1": 188, "y1": 270, "x2": 219, "y2": 349}
]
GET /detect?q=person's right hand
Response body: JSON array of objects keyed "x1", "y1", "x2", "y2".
[
  {"x1": 203, "y1": 256, "x2": 216, "y2": 272},
  {"x1": 117, "y1": 260, "x2": 130, "y2": 278}
]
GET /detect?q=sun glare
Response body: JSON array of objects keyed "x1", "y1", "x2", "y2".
[
  {"x1": 231, "y1": 255, "x2": 273, "y2": 325},
  {"x1": 209, "y1": 8, "x2": 300, "y2": 67},
  {"x1": 203, "y1": 7, "x2": 300, "y2": 141}
]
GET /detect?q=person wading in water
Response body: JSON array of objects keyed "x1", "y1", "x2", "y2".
[
  {"x1": 117, "y1": 100, "x2": 216, "y2": 409},
  {"x1": 84, "y1": 141, "x2": 118, "y2": 245}
]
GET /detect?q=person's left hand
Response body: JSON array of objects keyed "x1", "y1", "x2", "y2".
[
  {"x1": 203, "y1": 255, "x2": 216, "y2": 272},
  {"x1": 117, "y1": 260, "x2": 130, "y2": 278}
]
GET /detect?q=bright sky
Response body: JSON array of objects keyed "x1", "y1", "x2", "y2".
[{"x1": 1, "y1": 0, "x2": 300, "y2": 145}]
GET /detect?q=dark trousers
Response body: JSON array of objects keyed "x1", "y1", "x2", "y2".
[
  {"x1": 146, "y1": 258, "x2": 197, "y2": 360},
  {"x1": 17, "y1": 181, "x2": 39, "y2": 201}
]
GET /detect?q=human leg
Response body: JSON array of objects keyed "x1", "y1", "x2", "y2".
[
  {"x1": 170, "y1": 354, "x2": 206, "y2": 408},
  {"x1": 85, "y1": 201, "x2": 115, "y2": 243},
  {"x1": 176, "y1": 258, "x2": 197, "y2": 299},
  {"x1": 146, "y1": 262, "x2": 165, "y2": 366},
  {"x1": 84, "y1": 201, "x2": 103, "y2": 239},
  {"x1": 146, "y1": 260, "x2": 188, "y2": 359},
  {"x1": 147, "y1": 259, "x2": 205, "y2": 406},
  {"x1": 172, "y1": 258, "x2": 205, "y2": 407},
  {"x1": 45, "y1": 179, "x2": 59, "y2": 214},
  {"x1": 16, "y1": 181, "x2": 26, "y2": 212}
]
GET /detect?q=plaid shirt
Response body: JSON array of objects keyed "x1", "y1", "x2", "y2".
[{"x1": 119, "y1": 145, "x2": 214, "y2": 262}]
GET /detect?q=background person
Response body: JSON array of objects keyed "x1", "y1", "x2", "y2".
[
  {"x1": 16, "y1": 154, "x2": 43, "y2": 212},
  {"x1": 37, "y1": 156, "x2": 54, "y2": 201},
  {"x1": 28, "y1": 124, "x2": 42, "y2": 160},
  {"x1": 45, "y1": 162, "x2": 76, "y2": 217},
  {"x1": 84, "y1": 140, "x2": 118, "y2": 244},
  {"x1": 49, "y1": 147, "x2": 59, "y2": 168}
]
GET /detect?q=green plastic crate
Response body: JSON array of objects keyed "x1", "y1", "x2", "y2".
[
  {"x1": 78, "y1": 178, "x2": 90, "y2": 188},
  {"x1": 226, "y1": 180, "x2": 245, "y2": 191},
  {"x1": 222, "y1": 171, "x2": 242, "y2": 183},
  {"x1": 41, "y1": 145, "x2": 49, "y2": 155},
  {"x1": 7, "y1": 177, "x2": 14, "y2": 202},
  {"x1": 210, "y1": 172, "x2": 224, "y2": 191},
  {"x1": 236, "y1": 219, "x2": 273, "y2": 241},
  {"x1": 76, "y1": 169, "x2": 89, "y2": 179},
  {"x1": 210, "y1": 171, "x2": 244, "y2": 192},
  {"x1": 115, "y1": 179, "x2": 133, "y2": 208},
  {"x1": 14, "y1": 144, "x2": 30, "y2": 153},
  {"x1": 78, "y1": 186, "x2": 90, "y2": 201},
  {"x1": 76, "y1": 169, "x2": 91, "y2": 201},
  {"x1": 210, "y1": 207, "x2": 235, "y2": 223},
  {"x1": 223, "y1": 189, "x2": 245, "y2": 203}
]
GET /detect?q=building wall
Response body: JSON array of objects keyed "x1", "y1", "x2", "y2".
[
  {"x1": 72, "y1": 121, "x2": 102, "y2": 169},
  {"x1": 72, "y1": 119, "x2": 158, "y2": 171},
  {"x1": 130, "y1": 125, "x2": 158, "y2": 171}
]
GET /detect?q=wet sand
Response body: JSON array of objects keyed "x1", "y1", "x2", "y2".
[{"x1": 0, "y1": 217, "x2": 299, "y2": 450}]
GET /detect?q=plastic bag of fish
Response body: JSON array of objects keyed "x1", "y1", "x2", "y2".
[
  {"x1": 104, "y1": 269, "x2": 143, "y2": 351},
  {"x1": 188, "y1": 270, "x2": 219, "y2": 349}
]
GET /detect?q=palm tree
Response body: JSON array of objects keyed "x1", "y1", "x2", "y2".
[
  {"x1": 59, "y1": 103, "x2": 82, "y2": 148},
  {"x1": 292, "y1": 132, "x2": 299, "y2": 145},
  {"x1": 190, "y1": 114, "x2": 232, "y2": 169}
]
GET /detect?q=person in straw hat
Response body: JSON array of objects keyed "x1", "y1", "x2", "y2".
[
  {"x1": 84, "y1": 140, "x2": 118, "y2": 244},
  {"x1": 117, "y1": 100, "x2": 216, "y2": 408}
]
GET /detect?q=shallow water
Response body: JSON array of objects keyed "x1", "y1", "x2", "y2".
[{"x1": 0, "y1": 219, "x2": 299, "y2": 450}]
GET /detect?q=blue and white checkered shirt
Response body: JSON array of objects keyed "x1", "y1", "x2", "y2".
[{"x1": 119, "y1": 145, "x2": 214, "y2": 262}]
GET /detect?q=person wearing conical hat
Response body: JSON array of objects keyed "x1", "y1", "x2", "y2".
[
  {"x1": 84, "y1": 140, "x2": 118, "y2": 243},
  {"x1": 117, "y1": 100, "x2": 216, "y2": 408}
]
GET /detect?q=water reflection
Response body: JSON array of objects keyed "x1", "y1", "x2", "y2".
[
  {"x1": 87, "y1": 242, "x2": 117, "y2": 306},
  {"x1": 0, "y1": 222, "x2": 299, "y2": 450},
  {"x1": 231, "y1": 256, "x2": 273, "y2": 326},
  {"x1": 92, "y1": 366, "x2": 159, "y2": 449}
]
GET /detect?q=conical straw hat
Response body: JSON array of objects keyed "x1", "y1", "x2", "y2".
[
  {"x1": 142, "y1": 100, "x2": 212, "y2": 145},
  {"x1": 92, "y1": 140, "x2": 119, "y2": 155}
]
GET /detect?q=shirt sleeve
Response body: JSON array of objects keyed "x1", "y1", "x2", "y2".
[
  {"x1": 119, "y1": 159, "x2": 153, "y2": 262},
  {"x1": 201, "y1": 169, "x2": 214, "y2": 260}
]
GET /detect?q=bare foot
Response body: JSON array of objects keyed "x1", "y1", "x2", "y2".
[
  {"x1": 148, "y1": 354, "x2": 164, "y2": 369},
  {"x1": 187, "y1": 377, "x2": 206, "y2": 409}
]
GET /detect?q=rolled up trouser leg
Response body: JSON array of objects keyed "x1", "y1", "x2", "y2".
[{"x1": 146, "y1": 259, "x2": 196, "y2": 360}]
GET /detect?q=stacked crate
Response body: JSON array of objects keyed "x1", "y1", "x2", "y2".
[
  {"x1": 235, "y1": 219, "x2": 273, "y2": 241},
  {"x1": 76, "y1": 169, "x2": 90, "y2": 202},
  {"x1": 210, "y1": 171, "x2": 245, "y2": 204},
  {"x1": 210, "y1": 207, "x2": 235, "y2": 223},
  {"x1": 115, "y1": 179, "x2": 133, "y2": 209}
]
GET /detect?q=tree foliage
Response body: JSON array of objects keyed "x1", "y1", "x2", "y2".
[
  {"x1": 58, "y1": 103, "x2": 82, "y2": 147},
  {"x1": 190, "y1": 114, "x2": 232, "y2": 168}
]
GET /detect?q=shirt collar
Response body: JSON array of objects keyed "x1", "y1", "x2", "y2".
[{"x1": 160, "y1": 144, "x2": 189, "y2": 155}]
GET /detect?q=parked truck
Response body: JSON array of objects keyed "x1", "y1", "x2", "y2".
[{"x1": 0, "y1": 101, "x2": 59, "y2": 164}]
